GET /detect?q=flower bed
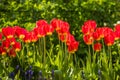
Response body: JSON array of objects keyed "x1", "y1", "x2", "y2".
[{"x1": 0, "y1": 19, "x2": 120, "y2": 80}]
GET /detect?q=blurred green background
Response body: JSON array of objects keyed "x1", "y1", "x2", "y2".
[{"x1": 0, "y1": 0, "x2": 120, "y2": 56}]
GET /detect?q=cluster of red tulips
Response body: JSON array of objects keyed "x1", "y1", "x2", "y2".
[
  {"x1": 82, "y1": 20, "x2": 120, "y2": 52},
  {"x1": 51, "y1": 19, "x2": 79, "y2": 53},
  {"x1": 0, "y1": 19, "x2": 79, "y2": 57}
]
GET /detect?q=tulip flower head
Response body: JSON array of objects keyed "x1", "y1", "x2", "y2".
[
  {"x1": 13, "y1": 42, "x2": 21, "y2": 52},
  {"x1": 83, "y1": 34, "x2": 94, "y2": 45},
  {"x1": 2, "y1": 26, "x2": 15, "y2": 39},
  {"x1": 68, "y1": 41, "x2": 79, "y2": 54},
  {"x1": 14, "y1": 26, "x2": 28, "y2": 39},
  {"x1": 82, "y1": 20, "x2": 97, "y2": 35},
  {"x1": 104, "y1": 32, "x2": 115, "y2": 46},
  {"x1": 94, "y1": 43, "x2": 102, "y2": 52}
]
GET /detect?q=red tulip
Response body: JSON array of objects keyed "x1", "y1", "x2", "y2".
[
  {"x1": 14, "y1": 26, "x2": 28, "y2": 39},
  {"x1": 94, "y1": 43, "x2": 102, "y2": 52},
  {"x1": 114, "y1": 24, "x2": 120, "y2": 31},
  {"x1": 113, "y1": 31, "x2": 119, "y2": 40},
  {"x1": 0, "y1": 46, "x2": 6, "y2": 55},
  {"x1": 7, "y1": 38, "x2": 16, "y2": 45},
  {"x1": 95, "y1": 28, "x2": 104, "y2": 38},
  {"x1": 66, "y1": 33, "x2": 75, "y2": 46},
  {"x1": 103, "y1": 27, "x2": 113, "y2": 37},
  {"x1": 45, "y1": 24, "x2": 54, "y2": 35},
  {"x1": 2, "y1": 39, "x2": 10, "y2": 50},
  {"x1": 0, "y1": 32, "x2": 2, "y2": 40},
  {"x1": 29, "y1": 30, "x2": 38, "y2": 42},
  {"x1": 82, "y1": 20, "x2": 97, "y2": 35},
  {"x1": 83, "y1": 34, "x2": 94, "y2": 45},
  {"x1": 13, "y1": 42, "x2": 21, "y2": 52},
  {"x1": 57, "y1": 22, "x2": 70, "y2": 35},
  {"x1": 2, "y1": 26, "x2": 15, "y2": 38},
  {"x1": 50, "y1": 19, "x2": 63, "y2": 30},
  {"x1": 58, "y1": 34, "x2": 66, "y2": 42},
  {"x1": 8, "y1": 48, "x2": 16, "y2": 57},
  {"x1": 93, "y1": 32, "x2": 101, "y2": 41},
  {"x1": 23, "y1": 32, "x2": 31, "y2": 43},
  {"x1": 104, "y1": 32, "x2": 115, "y2": 46},
  {"x1": 114, "y1": 24, "x2": 120, "y2": 39},
  {"x1": 36, "y1": 20, "x2": 47, "y2": 28},
  {"x1": 34, "y1": 20, "x2": 49, "y2": 38},
  {"x1": 68, "y1": 41, "x2": 79, "y2": 54},
  {"x1": 34, "y1": 27, "x2": 46, "y2": 38}
]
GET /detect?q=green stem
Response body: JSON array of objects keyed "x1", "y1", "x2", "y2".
[
  {"x1": 117, "y1": 40, "x2": 120, "y2": 62},
  {"x1": 108, "y1": 46, "x2": 112, "y2": 69},
  {"x1": 74, "y1": 53, "x2": 77, "y2": 67},
  {"x1": 102, "y1": 39, "x2": 105, "y2": 53},
  {"x1": 92, "y1": 42, "x2": 94, "y2": 55},
  {"x1": 98, "y1": 51, "x2": 101, "y2": 68},
  {"x1": 21, "y1": 42, "x2": 25, "y2": 68},
  {"x1": 38, "y1": 38, "x2": 42, "y2": 62},
  {"x1": 88, "y1": 45, "x2": 92, "y2": 72},
  {"x1": 32, "y1": 43, "x2": 36, "y2": 63},
  {"x1": 43, "y1": 37, "x2": 46, "y2": 68},
  {"x1": 88, "y1": 45, "x2": 91, "y2": 62}
]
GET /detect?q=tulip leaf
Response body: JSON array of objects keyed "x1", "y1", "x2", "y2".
[
  {"x1": 54, "y1": 70, "x2": 63, "y2": 80},
  {"x1": 0, "y1": 64, "x2": 3, "y2": 74}
]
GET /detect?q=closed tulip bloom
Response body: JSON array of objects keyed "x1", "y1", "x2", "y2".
[
  {"x1": 93, "y1": 32, "x2": 101, "y2": 41},
  {"x1": 8, "y1": 48, "x2": 16, "y2": 57},
  {"x1": 82, "y1": 20, "x2": 97, "y2": 35},
  {"x1": 36, "y1": 20, "x2": 47, "y2": 28},
  {"x1": 94, "y1": 43, "x2": 102, "y2": 52},
  {"x1": 58, "y1": 34, "x2": 66, "y2": 42},
  {"x1": 23, "y1": 32, "x2": 31, "y2": 43},
  {"x1": 114, "y1": 24, "x2": 120, "y2": 31},
  {"x1": 66, "y1": 33, "x2": 75, "y2": 46},
  {"x1": 13, "y1": 42, "x2": 21, "y2": 52},
  {"x1": 7, "y1": 38, "x2": 16, "y2": 45},
  {"x1": 68, "y1": 41, "x2": 79, "y2": 54},
  {"x1": 2, "y1": 26, "x2": 15, "y2": 39},
  {"x1": 104, "y1": 32, "x2": 115, "y2": 46},
  {"x1": 50, "y1": 18, "x2": 63, "y2": 30},
  {"x1": 35, "y1": 20, "x2": 49, "y2": 37},
  {"x1": 34, "y1": 27, "x2": 46, "y2": 38},
  {"x1": 2, "y1": 39, "x2": 10, "y2": 50},
  {"x1": 83, "y1": 34, "x2": 94, "y2": 45},
  {"x1": 29, "y1": 30, "x2": 38, "y2": 42},
  {"x1": 113, "y1": 31, "x2": 119, "y2": 40},
  {"x1": 103, "y1": 27, "x2": 113, "y2": 37},
  {"x1": 0, "y1": 46, "x2": 6, "y2": 55},
  {"x1": 0, "y1": 32, "x2": 2, "y2": 40},
  {"x1": 95, "y1": 28, "x2": 104, "y2": 38},
  {"x1": 56, "y1": 21, "x2": 70, "y2": 35},
  {"x1": 14, "y1": 26, "x2": 28, "y2": 39},
  {"x1": 45, "y1": 24, "x2": 55, "y2": 35},
  {"x1": 114, "y1": 24, "x2": 120, "y2": 39}
]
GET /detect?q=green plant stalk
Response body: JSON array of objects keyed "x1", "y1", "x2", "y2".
[
  {"x1": 98, "y1": 51, "x2": 101, "y2": 68},
  {"x1": 102, "y1": 39, "x2": 105, "y2": 53},
  {"x1": 117, "y1": 40, "x2": 120, "y2": 64},
  {"x1": 61, "y1": 41, "x2": 64, "y2": 66},
  {"x1": 108, "y1": 46, "x2": 112, "y2": 69},
  {"x1": 88, "y1": 45, "x2": 92, "y2": 73},
  {"x1": 32, "y1": 43, "x2": 36, "y2": 63},
  {"x1": 16, "y1": 52, "x2": 21, "y2": 66},
  {"x1": 74, "y1": 53, "x2": 77, "y2": 67},
  {"x1": 43, "y1": 37, "x2": 46, "y2": 68},
  {"x1": 88, "y1": 45, "x2": 91, "y2": 64},
  {"x1": 63, "y1": 41, "x2": 67, "y2": 67},
  {"x1": 21, "y1": 42, "x2": 25, "y2": 68},
  {"x1": 38, "y1": 38, "x2": 41, "y2": 62},
  {"x1": 92, "y1": 42, "x2": 94, "y2": 56}
]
